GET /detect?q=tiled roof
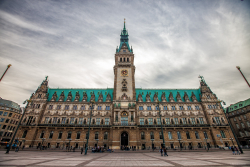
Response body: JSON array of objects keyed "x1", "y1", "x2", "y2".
[{"x1": 224, "y1": 98, "x2": 250, "y2": 113}]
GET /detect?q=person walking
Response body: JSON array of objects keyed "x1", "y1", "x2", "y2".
[
  {"x1": 231, "y1": 146, "x2": 235, "y2": 155},
  {"x1": 163, "y1": 147, "x2": 168, "y2": 156},
  {"x1": 159, "y1": 147, "x2": 163, "y2": 156},
  {"x1": 234, "y1": 146, "x2": 240, "y2": 155}
]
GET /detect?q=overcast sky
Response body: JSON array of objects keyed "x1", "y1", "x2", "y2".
[{"x1": 0, "y1": 0, "x2": 249, "y2": 107}]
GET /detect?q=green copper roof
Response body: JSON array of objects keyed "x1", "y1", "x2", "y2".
[
  {"x1": 47, "y1": 88, "x2": 113, "y2": 102},
  {"x1": 117, "y1": 21, "x2": 132, "y2": 53},
  {"x1": 224, "y1": 98, "x2": 250, "y2": 113},
  {"x1": 135, "y1": 88, "x2": 201, "y2": 102}
]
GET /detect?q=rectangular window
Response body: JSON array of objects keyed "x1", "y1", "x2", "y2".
[
  {"x1": 182, "y1": 118, "x2": 187, "y2": 124},
  {"x1": 3, "y1": 112, "x2": 8, "y2": 116},
  {"x1": 45, "y1": 117, "x2": 49, "y2": 124},
  {"x1": 53, "y1": 117, "x2": 58, "y2": 124},
  {"x1": 70, "y1": 118, "x2": 75, "y2": 124},
  {"x1": 195, "y1": 106, "x2": 200, "y2": 110},
  {"x1": 48, "y1": 105, "x2": 53, "y2": 110},
  {"x1": 157, "y1": 118, "x2": 161, "y2": 125},
  {"x1": 5, "y1": 119, "x2": 10, "y2": 123},
  {"x1": 238, "y1": 116, "x2": 241, "y2": 121},
  {"x1": 166, "y1": 118, "x2": 170, "y2": 125},
  {"x1": 171, "y1": 106, "x2": 176, "y2": 110},
  {"x1": 65, "y1": 105, "x2": 69, "y2": 110},
  {"x1": 155, "y1": 106, "x2": 159, "y2": 110},
  {"x1": 56, "y1": 105, "x2": 61, "y2": 110},
  {"x1": 164, "y1": 106, "x2": 168, "y2": 110},
  {"x1": 168, "y1": 132, "x2": 172, "y2": 139},
  {"x1": 247, "y1": 122, "x2": 250, "y2": 127},
  {"x1": 105, "y1": 106, "x2": 110, "y2": 110},
  {"x1": 241, "y1": 123, "x2": 245, "y2": 128},
  {"x1": 199, "y1": 118, "x2": 204, "y2": 124},
  {"x1": 213, "y1": 105, "x2": 217, "y2": 109},
  {"x1": 96, "y1": 118, "x2": 100, "y2": 125},
  {"x1": 79, "y1": 118, "x2": 83, "y2": 124},
  {"x1": 179, "y1": 106, "x2": 183, "y2": 110},
  {"x1": 147, "y1": 106, "x2": 152, "y2": 110},
  {"x1": 174, "y1": 118, "x2": 179, "y2": 124},
  {"x1": 148, "y1": 118, "x2": 153, "y2": 125},
  {"x1": 73, "y1": 105, "x2": 77, "y2": 110},
  {"x1": 191, "y1": 118, "x2": 196, "y2": 124},
  {"x1": 2, "y1": 125, "x2": 6, "y2": 129},
  {"x1": 97, "y1": 106, "x2": 102, "y2": 110},
  {"x1": 8, "y1": 113, "x2": 12, "y2": 117},
  {"x1": 105, "y1": 118, "x2": 110, "y2": 125},
  {"x1": 187, "y1": 106, "x2": 191, "y2": 110},
  {"x1": 61, "y1": 117, "x2": 66, "y2": 124},
  {"x1": 0, "y1": 111, "x2": 3, "y2": 115},
  {"x1": 236, "y1": 123, "x2": 240, "y2": 129},
  {"x1": 139, "y1": 106, "x2": 143, "y2": 110},
  {"x1": 58, "y1": 132, "x2": 62, "y2": 139},
  {"x1": 140, "y1": 118, "x2": 144, "y2": 125},
  {"x1": 81, "y1": 105, "x2": 85, "y2": 110},
  {"x1": 215, "y1": 117, "x2": 220, "y2": 124},
  {"x1": 208, "y1": 105, "x2": 212, "y2": 109},
  {"x1": 0, "y1": 118, "x2": 5, "y2": 122}
]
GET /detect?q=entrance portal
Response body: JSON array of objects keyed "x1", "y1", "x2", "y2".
[{"x1": 121, "y1": 132, "x2": 128, "y2": 146}]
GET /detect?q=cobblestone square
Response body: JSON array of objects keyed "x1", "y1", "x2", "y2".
[{"x1": 0, "y1": 151, "x2": 250, "y2": 167}]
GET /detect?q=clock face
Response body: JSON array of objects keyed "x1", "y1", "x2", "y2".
[{"x1": 121, "y1": 69, "x2": 128, "y2": 76}]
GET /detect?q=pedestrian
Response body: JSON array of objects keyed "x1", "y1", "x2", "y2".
[
  {"x1": 231, "y1": 146, "x2": 235, "y2": 155},
  {"x1": 159, "y1": 147, "x2": 163, "y2": 156},
  {"x1": 234, "y1": 146, "x2": 240, "y2": 155},
  {"x1": 15, "y1": 146, "x2": 19, "y2": 152},
  {"x1": 163, "y1": 147, "x2": 168, "y2": 156},
  {"x1": 81, "y1": 147, "x2": 83, "y2": 154}
]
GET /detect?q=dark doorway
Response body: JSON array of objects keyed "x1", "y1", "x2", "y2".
[
  {"x1": 121, "y1": 132, "x2": 128, "y2": 146},
  {"x1": 47, "y1": 143, "x2": 50, "y2": 148},
  {"x1": 142, "y1": 144, "x2": 145, "y2": 150},
  {"x1": 152, "y1": 143, "x2": 154, "y2": 149},
  {"x1": 104, "y1": 144, "x2": 107, "y2": 149},
  {"x1": 95, "y1": 143, "x2": 97, "y2": 147},
  {"x1": 180, "y1": 143, "x2": 183, "y2": 148},
  {"x1": 170, "y1": 144, "x2": 174, "y2": 149},
  {"x1": 56, "y1": 143, "x2": 59, "y2": 148},
  {"x1": 207, "y1": 143, "x2": 210, "y2": 148},
  {"x1": 225, "y1": 142, "x2": 228, "y2": 147},
  {"x1": 161, "y1": 143, "x2": 164, "y2": 148},
  {"x1": 75, "y1": 143, "x2": 78, "y2": 148},
  {"x1": 198, "y1": 143, "x2": 201, "y2": 148}
]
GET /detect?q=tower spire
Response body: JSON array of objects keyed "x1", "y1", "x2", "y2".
[{"x1": 124, "y1": 18, "x2": 126, "y2": 29}]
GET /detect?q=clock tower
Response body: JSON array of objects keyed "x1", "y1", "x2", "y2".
[{"x1": 113, "y1": 20, "x2": 136, "y2": 103}]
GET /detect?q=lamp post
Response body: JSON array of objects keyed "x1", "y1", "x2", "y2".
[
  {"x1": 155, "y1": 100, "x2": 165, "y2": 148},
  {"x1": 217, "y1": 100, "x2": 243, "y2": 154},
  {"x1": 151, "y1": 139, "x2": 154, "y2": 151},
  {"x1": 178, "y1": 139, "x2": 182, "y2": 151},
  {"x1": 85, "y1": 100, "x2": 95, "y2": 155},
  {"x1": 6, "y1": 99, "x2": 32, "y2": 154}
]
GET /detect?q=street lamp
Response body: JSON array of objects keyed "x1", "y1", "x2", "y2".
[
  {"x1": 217, "y1": 100, "x2": 243, "y2": 154},
  {"x1": 85, "y1": 100, "x2": 95, "y2": 155},
  {"x1": 6, "y1": 99, "x2": 32, "y2": 154},
  {"x1": 229, "y1": 138, "x2": 235, "y2": 146},
  {"x1": 178, "y1": 139, "x2": 182, "y2": 151},
  {"x1": 151, "y1": 139, "x2": 154, "y2": 151},
  {"x1": 154, "y1": 100, "x2": 165, "y2": 148}
]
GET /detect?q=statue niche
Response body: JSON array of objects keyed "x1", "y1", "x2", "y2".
[
  {"x1": 122, "y1": 79, "x2": 127, "y2": 92},
  {"x1": 121, "y1": 93, "x2": 128, "y2": 100}
]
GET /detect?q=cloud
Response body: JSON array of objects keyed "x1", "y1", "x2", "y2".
[{"x1": 0, "y1": 0, "x2": 249, "y2": 107}]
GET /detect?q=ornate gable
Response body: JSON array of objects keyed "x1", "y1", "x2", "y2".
[
  {"x1": 74, "y1": 91, "x2": 80, "y2": 101},
  {"x1": 184, "y1": 92, "x2": 190, "y2": 102},
  {"x1": 82, "y1": 92, "x2": 87, "y2": 102},
  {"x1": 146, "y1": 92, "x2": 151, "y2": 102},
  {"x1": 176, "y1": 92, "x2": 182, "y2": 102},
  {"x1": 59, "y1": 91, "x2": 65, "y2": 101},
  {"x1": 169, "y1": 92, "x2": 174, "y2": 102},
  {"x1": 66, "y1": 91, "x2": 72, "y2": 101},
  {"x1": 51, "y1": 92, "x2": 57, "y2": 101},
  {"x1": 98, "y1": 92, "x2": 103, "y2": 102}
]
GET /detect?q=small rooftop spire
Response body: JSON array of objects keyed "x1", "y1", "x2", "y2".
[{"x1": 124, "y1": 18, "x2": 126, "y2": 29}]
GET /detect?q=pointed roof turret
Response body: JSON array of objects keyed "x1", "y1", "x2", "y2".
[{"x1": 117, "y1": 19, "x2": 132, "y2": 53}]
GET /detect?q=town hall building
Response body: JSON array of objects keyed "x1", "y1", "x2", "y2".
[{"x1": 17, "y1": 21, "x2": 235, "y2": 150}]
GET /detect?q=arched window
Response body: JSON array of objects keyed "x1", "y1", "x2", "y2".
[
  {"x1": 58, "y1": 132, "x2": 62, "y2": 139},
  {"x1": 67, "y1": 131, "x2": 72, "y2": 139},
  {"x1": 186, "y1": 131, "x2": 190, "y2": 139},
  {"x1": 204, "y1": 131, "x2": 208, "y2": 139},
  {"x1": 76, "y1": 132, "x2": 80, "y2": 139},
  {"x1": 150, "y1": 132, "x2": 154, "y2": 139},
  {"x1": 220, "y1": 130, "x2": 226, "y2": 138},
  {"x1": 22, "y1": 130, "x2": 28, "y2": 138},
  {"x1": 168, "y1": 132, "x2": 172, "y2": 139},
  {"x1": 40, "y1": 131, "x2": 45, "y2": 138},
  {"x1": 177, "y1": 131, "x2": 181, "y2": 139},
  {"x1": 49, "y1": 131, "x2": 53, "y2": 139},
  {"x1": 123, "y1": 58, "x2": 126, "y2": 62},
  {"x1": 104, "y1": 132, "x2": 108, "y2": 140},
  {"x1": 141, "y1": 132, "x2": 145, "y2": 140},
  {"x1": 159, "y1": 132, "x2": 163, "y2": 139},
  {"x1": 120, "y1": 58, "x2": 122, "y2": 62},
  {"x1": 127, "y1": 58, "x2": 129, "y2": 62},
  {"x1": 221, "y1": 117, "x2": 225, "y2": 123},
  {"x1": 195, "y1": 131, "x2": 200, "y2": 139},
  {"x1": 95, "y1": 132, "x2": 99, "y2": 140}
]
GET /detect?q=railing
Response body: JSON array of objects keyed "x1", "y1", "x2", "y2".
[
  {"x1": 138, "y1": 124, "x2": 210, "y2": 128},
  {"x1": 113, "y1": 122, "x2": 136, "y2": 126},
  {"x1": 36, "y1": 124, "x2": 111, "y2": 128}
]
